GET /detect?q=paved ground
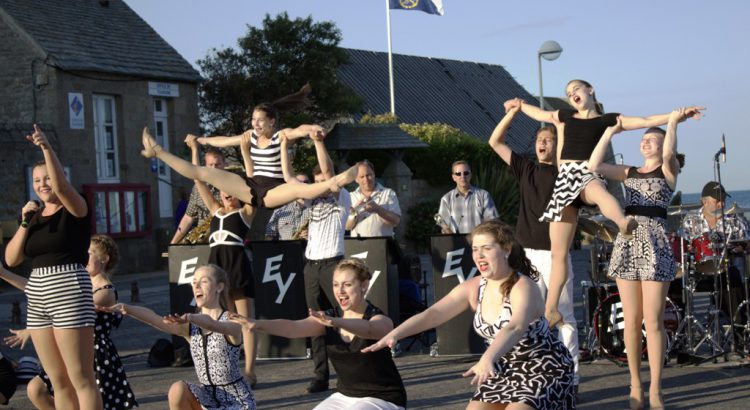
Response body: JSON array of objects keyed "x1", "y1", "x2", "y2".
[{"x1": 2, "y1": 249, "x2": 750, "y2": 409}]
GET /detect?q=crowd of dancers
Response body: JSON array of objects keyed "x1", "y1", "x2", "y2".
[{"x1": 5, "y1": 78, "x2": 743, "y2": 410}]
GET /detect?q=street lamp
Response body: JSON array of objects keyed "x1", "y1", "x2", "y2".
[{"x1": 537, "y1": 40, "x2": 563, "y2": 119}]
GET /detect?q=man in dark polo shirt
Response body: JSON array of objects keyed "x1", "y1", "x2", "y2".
[{"x1": 488, "y1": 100, "x2": 580, "y2": 388}]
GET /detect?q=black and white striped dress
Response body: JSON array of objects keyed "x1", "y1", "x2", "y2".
[
  {"x1": 472, "y1": 278, "x2": 575, "y2": 409},
  {"x1": 243, "y1": 131, "x2": 285, "y2": 208},
  {"x1": 608, "y1": 167, "x2": 677, "y2": 282}
]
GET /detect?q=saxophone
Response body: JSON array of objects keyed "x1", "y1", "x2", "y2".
[
  {"x1": 291, "y1": 219, "x2": 310, "y2": 240},
  {"x1": 182, "y1": 217, "x2": 212, "y2": 244}
]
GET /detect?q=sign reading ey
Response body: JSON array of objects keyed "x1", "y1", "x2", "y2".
[{"x1": 148, "y1": 82, "x2": 179, "y2": 97}]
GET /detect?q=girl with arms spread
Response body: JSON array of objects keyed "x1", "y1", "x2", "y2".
[
  {"x1": 588, "y1": 109, "x2": 690, "y2": 409},
  {"x1": 506, "y1": 81, "x2": 702, "y2": 326}
]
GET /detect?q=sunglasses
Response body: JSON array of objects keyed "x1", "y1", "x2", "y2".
[{"x1": 453, "y1": 171, "x2": 471, "y2": 176}]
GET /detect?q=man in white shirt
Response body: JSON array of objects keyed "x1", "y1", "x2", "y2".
[{"x1": 346, "y1": 161, "x2": 401, "y2": 238}]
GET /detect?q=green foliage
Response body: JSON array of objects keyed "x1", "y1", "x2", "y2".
[
  {"x1": 405, "y1": 200, "x2": 441, "y2": 252},
  {"x1": 472, "y1": 157, "x2": 520, "y2": 226},
  {"x1": 399, "y1": 123, "x2": 495, "y2": 186},
  {"x1": 197, "y1": 12, "x2": 362, "y2": 134},
  {"x1": 359, "y1": 112, "x2": 398, "y2": 124}
]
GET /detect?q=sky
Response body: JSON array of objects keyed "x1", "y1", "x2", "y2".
[{"x1": 125, "y1": 0, "x2": 750, "y2": 194}]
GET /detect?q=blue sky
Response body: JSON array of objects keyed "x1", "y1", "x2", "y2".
[{"x1": 126, "y1": 0, "x2": 750, "y2": 194}]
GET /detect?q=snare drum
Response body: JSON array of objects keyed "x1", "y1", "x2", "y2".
[
  {"x1": 691, "y1": 232, "x2": 724, "y2": 275},
  {"x1": 593, "y1": 293, "x2": 680, "y2": 360}
]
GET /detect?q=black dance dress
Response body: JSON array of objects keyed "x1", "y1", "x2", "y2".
[{"x1": 208, "y1": 209, "x2": 254, "y2": 297}]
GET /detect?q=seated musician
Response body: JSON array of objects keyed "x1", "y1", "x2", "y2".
[{"x1": 682, "y1": 181, "x2": 749, "y2": 323}]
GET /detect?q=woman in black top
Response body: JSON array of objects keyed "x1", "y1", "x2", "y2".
[
  {"x1": 588, "y1": 109, "x2": 688, "y2": 409},
  {"x1": 4, "y1": 125, "x2": 102, "y2": 409},
  {"x1": 230, "y1": 258, "x2": 407, "y2": 409},
  {"x1": 505, "y1": 83, "x2": 703, "y2": 328}
]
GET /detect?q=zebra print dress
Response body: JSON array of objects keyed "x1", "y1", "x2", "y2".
[
  {"x1": 472, "y1": 278, "x2": 575, "y2": 409},
  {"x1": 608, "y1": 167, "x2": 677, "y2": 282}
]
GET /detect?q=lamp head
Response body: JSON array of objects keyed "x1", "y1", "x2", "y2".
[{"x1": 539, "y1": 40, "x2": 563, "y2": 61}]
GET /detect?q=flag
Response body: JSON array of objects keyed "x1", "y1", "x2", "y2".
[{"x1": 388, "y1": 0, "x2": 444, "y2": 16}]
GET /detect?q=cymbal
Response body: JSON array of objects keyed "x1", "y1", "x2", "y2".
[
  {"x1": 725, "y1": 203, "x2": 750, "y2": 215},
  {"x1": 578, "y1": 215, "x2": 619, "y2": 242},
  {"x1": 667, "y1": 202, "x2": 701, "y2": 217}
]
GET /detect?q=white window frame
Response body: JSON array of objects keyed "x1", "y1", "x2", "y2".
[{"x1": 93, "y1": 94, "x2": 120, "y2": 182}]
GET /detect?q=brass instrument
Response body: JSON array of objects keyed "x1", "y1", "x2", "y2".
[
  {"x1": 291, "y1": 219, "x2": 310, "y2": 240},
  {"x1": 182, "y1": 217, "x2": 212, "y2": 244}
]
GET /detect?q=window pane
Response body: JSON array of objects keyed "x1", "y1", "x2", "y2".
[
  {"x1": 138, "y1": 191, "x2": 147, "y2": 231},
  {"x1": 156, "y1": 121, "x2": 163, "y2": 137},
  {"x1": 104, "y1": 99, "x2": 112, "y2": 123},
  {"x1": 124, "y1": 191, "x2": 136, "y2": 232},
  {"x1": 154, "y1": 99, "x2": 162, "y2": 113},
  {"x1": 95, "y1": 192, "x2": 107, "y2": 233},
  {"x1": 106, "y1": 154, "x2": 116, "y2": 177},
  {"x1": 105, "y1": 126, "x2": 114, "y2": 150},
  {"x1": 108, "y1": 191, "x2": 121, "y2": 233}
]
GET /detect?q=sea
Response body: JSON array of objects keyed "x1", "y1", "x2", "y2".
[{"x1": 681, "y1": 189, "x2": 750, "y2": 210}]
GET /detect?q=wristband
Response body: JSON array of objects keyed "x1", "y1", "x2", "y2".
[{"x1": 21, "y1": 220, "x2": 29, "y2": 228}]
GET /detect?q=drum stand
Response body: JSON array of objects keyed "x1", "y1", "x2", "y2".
[{"x1": 670, "y1": 238, "x2": 725, "y2": 364}]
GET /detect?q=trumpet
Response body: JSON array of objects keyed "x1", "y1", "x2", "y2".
[{"x1": 434, "y1": 213, "x2": 444, "y2": 227}]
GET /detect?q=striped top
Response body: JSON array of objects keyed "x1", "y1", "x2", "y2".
[{"x1": 250, "y1": 131, "x2": 283, "y2": 180}]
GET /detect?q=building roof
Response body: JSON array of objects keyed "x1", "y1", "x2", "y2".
[
  {"x1": 325, "y1": 123, "x2": 429, "y2": 151},
  {"x1": 337, "y1": 48, "x2": 541, "y2": 156},
  {"x1": 0, "y1": 0, "x2": 200, "y2": 82}
]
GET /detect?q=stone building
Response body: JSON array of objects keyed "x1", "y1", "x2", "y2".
[{"x1": 0, "y1": 0, "x2": 201, "y2": 272}]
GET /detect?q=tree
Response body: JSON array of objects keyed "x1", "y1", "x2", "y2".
[{"x1": 197, "y1": 12, "x2": 362, "y2": 135}]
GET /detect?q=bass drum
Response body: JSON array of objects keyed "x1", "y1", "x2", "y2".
[{"x1": 593, "y1": 293, "x2": 680, "y2": 361}]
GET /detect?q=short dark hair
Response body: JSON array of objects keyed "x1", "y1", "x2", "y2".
[{"x1": 204, "y1": 148, "x2": 225, "y2": 160}]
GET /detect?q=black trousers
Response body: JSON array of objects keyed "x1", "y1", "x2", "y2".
[{"x1": 303, "y1": 256, "x2": 341, "y2": 381}]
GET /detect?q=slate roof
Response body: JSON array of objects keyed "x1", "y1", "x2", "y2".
[
  {"x1": 324, "y1": 123, "x2": 429, "y2": 151},
  {"x1": 338, "y1": 48, "x2": 541, "y2": 156},
  {"x1": 0, "y1": 0, "x2": 200, "y2": 82}
]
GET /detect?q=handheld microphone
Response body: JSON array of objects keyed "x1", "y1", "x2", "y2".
[
  {"x1": 721, "y1": 134, "x2": 726, "y2": 163},
  {"x1": 21, "y1": 200, "x2": 41, "y2": 228}
]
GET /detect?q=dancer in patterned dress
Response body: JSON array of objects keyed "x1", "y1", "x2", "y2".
[
  {"x1": 505, "y1": 86, "x2": 703, "y2": 328},
  {"x1": 365, "y1": 220, "x2": 574, "y2": 409},
  {"x1": 588, "y1": 108, "x2": 691, "y2": 410},
  {"x1": 3, "y1": 235, "x2": 137, "y2": 409},
  {"x1": 230, "y1": 258, "x2": 407, "y2": 409},
  {"x1": 100, "y1": 265, "x2": 255, "y2": 410}
]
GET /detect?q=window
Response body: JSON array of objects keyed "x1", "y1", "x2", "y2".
[
  {"x1": 83, "y1": 184, "x2": 151, "y2": 238},
  {"x1": 93, "y1": 95, "x2": 119, "y2": 182}
]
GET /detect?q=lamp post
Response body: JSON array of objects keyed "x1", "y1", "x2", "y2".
[{"x1": 537, "y1": 40, "x2": 563, "y2": 121}]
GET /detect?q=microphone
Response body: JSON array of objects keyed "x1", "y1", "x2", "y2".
[
  {"x1": 721, "y1": 134, "x2": 726, "y2": 163},
  {"x1": 21, "y1": 200, "x2": 41, "y2": 228}
]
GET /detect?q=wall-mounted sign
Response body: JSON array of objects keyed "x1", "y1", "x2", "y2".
[
  {"x1": 148, "y1": 82, "x2": 180, "y2": 97},
  {"x1": 68, "y1": 92, "x2": 85, "y2": 129}
]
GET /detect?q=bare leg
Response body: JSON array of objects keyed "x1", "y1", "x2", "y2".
[
  {"x1": 27, "y1": 376, "x2": 56, "y2": 410},
  {"x1": 616, "y1": 278, "x2": 645, "y2": 410},
  {"x1": 142, "y1": 127, "x2": 254, "y2": 204},
  {"x1": 54, "y1": 327, "x2": 101, "y2": 410},
  {"x1": 466, "y1": 400, "x2": 509, "y2": 409},
  {"x1": 263, "y1": 164, "x2": 358, "y2": 208},
  {"x1": 168, "y1": 381, "x2": 202, "y2": 410},
  {"x1": 580, "y1": 180, "x2": 637, "y2": 235},
  {"x1": 232, "y1": 291, "x2": 257, "y2": 385},
  {"x1": 547, "y1": 206, "x2": 578, "y2": 327},
  {"x1": 642, "y1": 280, "x2": 669, "y2": 409},
  {"x1": 29, "y1": 328, "x2": 79, "y2": 410}
]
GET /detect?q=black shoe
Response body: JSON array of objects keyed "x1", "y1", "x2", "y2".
[{"x1": 306, "y1": 379, "x2": 329, "y2": 394}]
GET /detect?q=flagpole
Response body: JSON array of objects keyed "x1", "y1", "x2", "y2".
[{"x1": 385, "y1": 0, "x2": 395, "y2": 115}]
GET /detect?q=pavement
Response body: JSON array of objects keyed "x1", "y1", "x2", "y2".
[{"x1": 2, "y1": 249, "x2": 750, "y2": 409}]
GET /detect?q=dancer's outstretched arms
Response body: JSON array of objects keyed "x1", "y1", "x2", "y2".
[
  {"x1": 619, "y1": 106, "x2": 704, "y2": 131},
  {"x1": 362, "y1": 279, "x2": 473, "y2": 353},
  {"x1": 229, "y1": 312, "x2": 325, "y2": 339},
  {"x1": 239, "y1": 132, "x2": 254, "y2": 178},
  {"x1": 279, "y1": 135, "x2": 293, "y2": 182},
  {"x1": 309, "y1": 309, "x2": 393, "y2": 340},
  {"x1": 279, "y1": 124, "x2": 324, "y2": 142},
  {"x1": 488, "y1": 101, "x2": 521, "y2": 165},
  {"x1": 514, "y1": 99, "x2": 559, "y2": 124},
  {"x1": 588, "y1": 117, "x2": 628, "y2": 182},
  {"x1": 312, "y1": 134, "x2": 335, "y2": 180},
  {"x1": 99, "y1": 303, "x2": 190, "y2": 339},
  {"x1": 164, "y1": 313, "x2": 242, "y2": 344},
  {"x1": 662, "y1": 108, "x2": 686, "y2": 189},
  {"x1": 463, "y1": 278, "x2": 538, "y2": 386},
  {"x1": 27, "y1": 124, "x2": 87, "y2": 217},
  {"x1": 197, "y1": 134, "x2": 242, "y2": 148}
]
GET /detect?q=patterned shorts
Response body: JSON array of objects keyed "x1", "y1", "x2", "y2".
[{"x1": 25, "y1": 264, "x2": 96, "y2": 329}]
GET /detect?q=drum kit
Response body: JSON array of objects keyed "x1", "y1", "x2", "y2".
[{"x1": 578, "y1": 206, "x2": 750, "y2": 365}]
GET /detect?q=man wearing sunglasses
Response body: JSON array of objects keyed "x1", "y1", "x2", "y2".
[{"x1": 436, "y1": 160, "x2": 498, "y2": 234}]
